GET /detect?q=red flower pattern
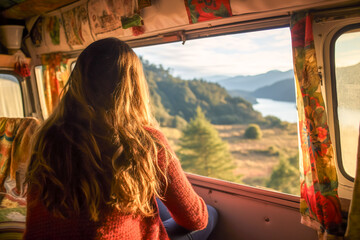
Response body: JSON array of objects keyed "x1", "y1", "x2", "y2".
[
  {"x1": 315, "y1": 192, "x2": 342, "y2": 226},
  {"x1": 317, "y1": 127, "x2": 328, "y2": 142}
]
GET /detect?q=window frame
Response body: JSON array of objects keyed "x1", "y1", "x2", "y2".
[
  {"x1": 329, "y1": 23, "x2": 360, "y2": 182},
  {"x1": 312, "y1": 10, "x2": 360, "y2": 199},
  {"x1": 30, "y1": 15, "x2": 299, "y2": 198},
  {"x1": 134, "y1": 26, "x2": 300, "y2": 196}
]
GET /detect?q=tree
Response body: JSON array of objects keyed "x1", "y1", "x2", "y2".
[
  {"x1": 177, "y1": 107, "x2": 241, "y2": 182},
  {"x1": 266, "y1": 154, "x2": 299, "y2": 195}
]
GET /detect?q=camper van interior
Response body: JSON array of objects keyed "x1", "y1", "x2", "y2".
[{"x1": 0, "y1": 0, "x2": 359, "y2": 239}]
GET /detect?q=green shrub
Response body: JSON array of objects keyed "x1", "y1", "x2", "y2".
[
  {"x1": 244, "y1": 124, "x2": 262, "y2": 139},
  {"x1": 267, "y1": 146, "x2": 280, "y2": 156}
]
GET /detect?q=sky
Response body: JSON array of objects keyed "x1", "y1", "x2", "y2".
[
  {"x1": 133, "y1": 27, "x2": 294, "y2": 80},
  {"x1": 335, "y1": 31, "x2": 360, "y2": 68}
]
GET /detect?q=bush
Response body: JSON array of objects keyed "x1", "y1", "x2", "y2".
[
  {"x1": 267, "y1": 146, "x2": 280, "y2": 156},
  {"x1": 244, "y1": 124, "x2": 262, "y2": 139}
]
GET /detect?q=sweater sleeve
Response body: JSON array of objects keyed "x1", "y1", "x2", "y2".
[{"x1": 147, "y1": 127, "x2": 208, "y2": 231}]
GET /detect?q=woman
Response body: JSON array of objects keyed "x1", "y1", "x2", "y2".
[{"x1": 24, "y1": 38, "x2": 217, "y2": 239}]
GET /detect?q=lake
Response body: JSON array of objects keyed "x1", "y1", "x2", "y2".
[{"x1": 253, "y1": 98, "x2": 298, "y2": 123}]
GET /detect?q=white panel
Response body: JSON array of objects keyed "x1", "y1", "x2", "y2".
[
  {"x1": 141, "y1": 0, "x2": 189, "y2": 32},
  {"x1": 0, "y1": 74, "x2": 24, "y2": 118}
]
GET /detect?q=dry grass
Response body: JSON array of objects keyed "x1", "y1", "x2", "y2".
[
  {"x1": 161, "y1": 123, "x2": 299, "y2": 185},
  {"x1": 214, "y1": 124, "x2": 298, "y2": 182}
]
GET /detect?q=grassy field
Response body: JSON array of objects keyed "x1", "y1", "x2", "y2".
[{"x1": 161, "y1": 123, "x2": 299, "y2": 187}]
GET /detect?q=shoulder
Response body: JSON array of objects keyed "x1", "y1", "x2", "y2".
[
  {"x1": 143, "y1": 126, "x2": 175, "y2": 158},
  {"x1": 143, "y1": 126, "x2": 168, "y2": 145}
]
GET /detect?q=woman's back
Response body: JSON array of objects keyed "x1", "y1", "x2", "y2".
[
  {"x1": 24, "y1": 38, "x2": 209, "y2": 239},
  {"x1": 24, "y1": 127, "x2": 208, "y2": 240}
]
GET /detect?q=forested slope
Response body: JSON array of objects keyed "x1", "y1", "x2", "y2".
[{"x1": 142, "y1": 58, "x2": 264, "y2": 127}]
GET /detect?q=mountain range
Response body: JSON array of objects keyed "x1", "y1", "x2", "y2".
[
  {"x1": 228, "y1": 78, "x2": 296, "y2": 103},
  {"x1": 141, "y1": 58, "x2": 359, "y2": 128},
  {"x1": 213, "y1": 70, "x2": 294, "y2": 91},
  {"x1": 207, "y1": 70, "x2": 295, "y2": 103}
]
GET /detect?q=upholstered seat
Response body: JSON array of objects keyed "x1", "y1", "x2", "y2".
[{"x1": 0, "y1": 117, "x2": 39, "y2": 240}]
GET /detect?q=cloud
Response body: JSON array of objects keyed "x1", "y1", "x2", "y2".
[
  {"x1": 335, "y1": 50, "x2": 360, "y2": 68},
  {"x1": 335, "y1": 31, "x2": 360, "y2": 68},
  {"x1": 134, "y1": 27, "x2": 294, "y2": 79}
]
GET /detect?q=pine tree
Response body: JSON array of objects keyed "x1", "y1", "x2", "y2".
[
  {"x1": 177, "y1": 107, "x2": 241, "y2": 183},
  {"x1": 266, "y1": 154, "x2": 300, "y2": 195}
]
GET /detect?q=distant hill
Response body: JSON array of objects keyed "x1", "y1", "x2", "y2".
[
  {"x1": 226, "y1": 62, "x2": 360, "y2": 103},
  {"x1": 228, "y1": 78, "x2": 296, "y2": 103},
  {"x1": 335, "y1": 62, "x2": 360, "y2": 109},
  {"x1": 218, "y1": 70, "x2": 294, "y2": 91},
  {"x1": 204, "y1": 74, "x2": 231, "y2": 82},
  {"x1": 141, "y1": 59, "x2": 264, "y2": 127},
  {"x1": 253, "y1": 78, "x2": 296, "y2": 102},
  {"x1": 228, "y1": 89, "x2": 257, "y2": 104}
]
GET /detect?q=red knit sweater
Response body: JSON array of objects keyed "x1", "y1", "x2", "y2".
[{"x1": 23, "y1": 128, "x2": 208, "y2": 240}]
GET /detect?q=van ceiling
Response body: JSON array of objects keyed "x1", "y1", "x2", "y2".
[
  {"x1": 2, "y1": 0, "x2": 357, "y2": 55},
  {"x1": 1, "y1": 0, "x2": 357, "y2": 21},
  {"x1": 1, "y1": 0, "x2": 78, "y2": 19}
]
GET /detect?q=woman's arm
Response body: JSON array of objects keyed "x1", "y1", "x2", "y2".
[{"x1": 147, "y1": 127, "x2": 208, "y2": 231}]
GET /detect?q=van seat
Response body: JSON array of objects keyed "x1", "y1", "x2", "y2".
[{"x1": 0, "y1": 117, "x2": 40, "y2": 240}]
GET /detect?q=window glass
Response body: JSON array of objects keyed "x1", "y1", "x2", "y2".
[
  {"x1": 35, "y1": 66, "x2": 49, "y2": 119},
  {"x1": 334, "y1": 27, "x2": 360, "y2": 179},
  {"x1": 0, "y1": 73, "x2": 24, "y2": 117},
  {"x1": 71, "y1": 61, "x2": 76, "y2": 71},
  {"x1": 134, "y1": 27, "x2": 300, "y2": 195}
]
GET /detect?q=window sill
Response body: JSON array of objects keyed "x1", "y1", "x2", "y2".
[{"x1": 186, "y1": 173, "x2": 300, "y2": 210}]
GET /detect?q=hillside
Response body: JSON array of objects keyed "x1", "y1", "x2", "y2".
[
  {"x1": 142, "y1": 58, "x2": 264, "y2": 127},
  {"x1": 228, "y1": 78, "x2": 296, "y2": 103},
  {"x1": 217, "y1": 70, "x2": 294, "y2": 91},
  {"x1": 253, "y1": 78, "x2": 295, "y2": 102},
  {"x1": 335, "y1": 62, "x2": 360, "y2": 109},
  {"x1": 228, "y1": 89, "x2": 257, "y2": 104}
]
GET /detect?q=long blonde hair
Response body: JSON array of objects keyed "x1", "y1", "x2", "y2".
[{"x1": 26, "y1": 38, "x2": 168, "y2": 221}]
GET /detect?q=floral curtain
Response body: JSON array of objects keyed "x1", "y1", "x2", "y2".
[
  {"x1": 41, "y1": 53, "x2": 70, "y2": 115},
  {"x1": 290, "y1": 12, "x2": 344, "y2": 238},
  {"x1": 0, "y1": 117, "x2": 39, "y2": 239}
]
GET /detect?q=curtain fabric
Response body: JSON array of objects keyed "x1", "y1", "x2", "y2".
[
  {"x1": 184, "y1": 0, "x2": 232, "y2": 24},
  {"x1": 41, "y1": 53, "x2": 70, "y2": 115},
  {"x1": 0, "y1": 117, "x2": 39, "y2": 239},
  {"x1": 0, "y1": 117, "x2": 40, "y2": 200},
  {"x1": 290, "y1": 12, "x2": 344, "y2": 238}
]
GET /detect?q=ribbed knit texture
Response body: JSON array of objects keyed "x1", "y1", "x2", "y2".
[{"x1": 23, "y1": 127, "x2": 208, "y2": 240}]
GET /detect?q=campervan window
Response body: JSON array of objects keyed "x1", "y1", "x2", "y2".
[
  {"x1": 0, "y1": 73, "x2": 24, "y2": 117},
  {"x1": 34, "y1": 66, "x2": 49, "y2": 119},
  {"x1": 134, "y1": 27, "x2": 300, "y2": 195},
  {"x1": 71, "y1": 61, "x2": 76, "y2": 71},
  {"x1": 332, "y1": 24, "x2": 360, "y2": 181}
]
